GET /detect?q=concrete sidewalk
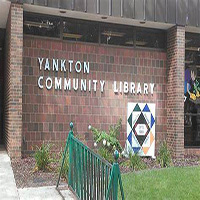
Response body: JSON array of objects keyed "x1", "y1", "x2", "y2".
[
  {"x1": 0, "y1": 145, "x2": 19, "y2": 200},
  {"x1": 18, "y1": 186, "x2": 75, "y2": 200},
  {"x1": 0, "y1": 145, "x2": 75, "y2": 200}
]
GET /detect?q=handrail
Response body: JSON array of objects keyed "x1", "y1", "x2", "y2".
[{"x1": 57, "y1": 122, "x2": 124, "y2": 200}]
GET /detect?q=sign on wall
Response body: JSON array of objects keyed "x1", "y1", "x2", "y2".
[
  {"x1": 36, "y1": 58, "x2": 155, "y2": 95},
  {"x1": 125, "y1": 103, "x2": 155, "y2": 158}
]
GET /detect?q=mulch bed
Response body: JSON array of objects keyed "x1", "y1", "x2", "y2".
[
  {"x1": 12, "y1": 155, "x2": 200, "y2": 188},
  {"x1": 11, "y1": 157, "x2": 64, "y2": 188},
  {"x1": 119, "y1": 155, "x2": 200, "y2": 174},
  {"x1": 172, "y1": 155, "x2": 200, "y2": 167}
]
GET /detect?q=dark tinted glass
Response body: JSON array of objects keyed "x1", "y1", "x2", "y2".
[
  {"x1": 100, "y1": 24, "x2": 134, "y2": 47},
  {"x1": 24, "y1": 13, "x2": 60, "y2": 38},
  {"x1": 185, "y1": 33, "x2": 200, "y2": 65},
  {"x1": 186, "y1": 33, "x2": 200, "y2": 51},
  {"x1": 23, "y1": 12, "x2": 166, "y2": 50},
  {"x1": 63, "y1": 19, "x2": 99, "y2": 43},
  {"x1": 136, "y1": 28, "x2": 166, "y2": 49},
  {"x1": 184, "y1": 32, "x2": 200, "y2": 147}
]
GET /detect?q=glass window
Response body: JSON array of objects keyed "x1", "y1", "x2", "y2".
[
  {"x1": 184, "y1": 32, "x2": 200, "y2": 147},
  {"x1": 23, "y1": 13, "x2": 166, "y2": 50},
  {"x1": 24, "y1": 13, "x2": 60, "y2": 38},
  {"x1": 100, "y1": 24, "x2": 134, "y2": 47},
  {"x1": 136, "y1": 28, "x2": 166, "y2": 49},
  {"x1": 63, "y1": 19, "x2": 99, "y2": 43},
  {"x1": 185, "y1": 33, "x2": 200, "y2": 65}
]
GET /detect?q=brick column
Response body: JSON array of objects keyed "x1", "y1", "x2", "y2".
[
  {"x1": 167, "y1": 26, "x2": 185, "y2": 159},
  {"x1": 4, "y1": 3, "x2": 23, "y2": 158}
]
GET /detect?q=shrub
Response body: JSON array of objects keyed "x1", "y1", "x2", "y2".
[
  {"x1": 34, "y1": 142, "x2": 52, "y2": 171},
  {"x1": 157, "y1": 141, "x2": 172, "y2": 168},
  {"x1": 98, "y1": 147, "x2": 114, "y2": 163},
  {"x1": 128, "y1": 153, "x2": 147, "y2": 171},
  {"x1": 90, "y1": 119, "x2": 123, "y2": 163},
  {"x1": 91, "y1": 119, "x2": 123, "y2": 153}
]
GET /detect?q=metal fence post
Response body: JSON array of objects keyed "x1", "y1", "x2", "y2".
[
  {"x1": 106, "y1": 150, "x2": 125, "y2": 200},
  {"x1": 112, "y1": 151, "x2": 119, "y2": 200},
  {"x1": 68, "y1": 122, "x2": 74, "y2": 187},
  {"x1": 56, "y1": 122, "x2": 73, "y2": 188}
]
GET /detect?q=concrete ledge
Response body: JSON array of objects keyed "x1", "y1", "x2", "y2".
[{"x1": 185, "y1": 148, "x2": 200, "y2": 156}]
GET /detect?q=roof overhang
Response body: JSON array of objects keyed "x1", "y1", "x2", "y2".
[
  {"x1": 23, "y1": 4, "x2": 173, "y2": 30},
  {"x1": 21, "y1": 0, "x2": 200, "y2": 30}
]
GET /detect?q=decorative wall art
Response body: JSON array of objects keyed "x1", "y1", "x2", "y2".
[
  {"x1": 184, "y1": 67, "x2": 200, "y2": 102},
  {"x1": 125, "y1": 103, "x2": 156, "y2": 158},
  {"x1": 184, "y1": 67, "x2": 200, "y2": 143}
]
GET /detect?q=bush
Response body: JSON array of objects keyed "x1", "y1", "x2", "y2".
[
  {"x1": 128, "y1": 153, "x2": 147, "y2": 171},
  {"x1": 98, "y1": 147, "x2": 114, "y2": 163},
  {"x1": 90, "y1": 119, "x2": 123, "y2": 163},
  {"x1": 91, "y1": 119, "x2": 123, "y2": 153},
  {"x1": 34, "y1": 142, "x2": 52, "y2": 171},
  {"x1": 157, "y1": 141, "x2": 172, "y2": 168}
]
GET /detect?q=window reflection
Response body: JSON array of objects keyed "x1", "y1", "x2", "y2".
[
  {"x1": 24, "y1": 12, "x2": 60, "y2": 38},
  {"x1": 100, "y1": 24, "x2": 134, "y2": 47},
  {"x1": 23, "y1": 12, "x2": 166, "y2": 50},
  {"x1": 184, "y1": 32, "x2": 200, "y2": 147},
  {"x1": 136, "y1": 28, "x2": 166, "y2": 49},
  {"x1": 63, "y1": 19, "x2": 99, "y2": 43}
]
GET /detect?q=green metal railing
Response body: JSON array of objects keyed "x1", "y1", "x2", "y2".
[{"x1": 57, "y1": 122, "x2": 124, "y2": 200}]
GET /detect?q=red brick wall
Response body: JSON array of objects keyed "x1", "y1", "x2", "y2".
[
  {"x1": 167, "y1": 26, "x2": 185, "y2": 159},
  {"x1": 185, "y1": 148, "x2": 200, "y2": 156},
  {"x1": 4, "y1": 3, "x2": 23, "y2": 158},
  {"x1": 23, "y1": 36, "x2": 167, "y2": 155}
]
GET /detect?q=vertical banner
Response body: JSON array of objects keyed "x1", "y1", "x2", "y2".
[{"x1": 125, "y1": 103, "x2": 156, "y2": 158}]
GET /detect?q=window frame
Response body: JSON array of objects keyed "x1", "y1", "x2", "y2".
[{"x1": 23, "y1": 12, "x2": 167, "y2": 51}]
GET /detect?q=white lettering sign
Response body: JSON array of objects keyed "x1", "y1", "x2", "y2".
[{"x1": 37, "y1": 58, "x2": 155, "y2": 95}]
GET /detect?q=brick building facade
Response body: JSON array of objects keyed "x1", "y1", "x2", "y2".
[
  {"x1": 0, "y1": 1, "x2": 200, "y2": 159},
  {"x1": 22, "y1": 36, "x2": 167, "y2": 155},
  {"x1": 167, "y1": 26, "x2": 185, "y2": 158},
  {"x1": 4, "y1": 3, "x2": 23, "y2": 158}
]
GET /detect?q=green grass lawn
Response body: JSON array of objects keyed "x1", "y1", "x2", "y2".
[{"x1": 120, "y1": 166, "x2": 200, "y2": 200}]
